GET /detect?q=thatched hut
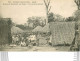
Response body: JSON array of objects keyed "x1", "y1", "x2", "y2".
[
  {"x1": 32, "y1": 26, "x2": 43, "y2": 32},
  {"x1": 49, "y1": 22, "x2": 75, "y2": 46},
  {"x1": 11, "y1": 26, "x2": 24, "y2": 34},
  {"x1": 41, "y1": 23, "x2": 50, "y2": 33}
]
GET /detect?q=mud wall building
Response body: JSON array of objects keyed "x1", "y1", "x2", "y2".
[{"x1": 0, "y1": 18, "x2": 12, "y2": 45}]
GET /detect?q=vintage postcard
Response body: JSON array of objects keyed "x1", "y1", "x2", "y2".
[{"x1": 0, "y1": 0, "x2": 80, "y2": 51}]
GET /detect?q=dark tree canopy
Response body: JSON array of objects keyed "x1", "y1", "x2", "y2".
[
  {"x1": 65, "y1": 17, "x2": 75, "y2": 22},
  {"x1": 48, "y1": 12, "x2": 54, "y2": 22},
  {"x1": 27, "y1": 17, "x2": 45, "y2": 28}
]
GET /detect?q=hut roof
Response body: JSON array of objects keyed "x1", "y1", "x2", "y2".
[
  {"x1": 11, "y1": 26, "x2": 23, "y2": 34},
  {"x1": 49, "y1": 22, "x2": 75, "y2": 45},
  {"x1": 32, "y1": 26, "x2": 43, "y2": 32},
  {"x1": 41, "y1": 23, "x2": 50, "y2": 32}
]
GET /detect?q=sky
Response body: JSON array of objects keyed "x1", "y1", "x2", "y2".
[{"x1": 0, "y1": 0, "x2": 77, "y2": 24}]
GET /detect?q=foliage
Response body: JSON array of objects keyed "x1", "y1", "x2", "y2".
[
  {"x1": 16, "y1": 24, "x2": 33, "y2": 31},
  {"x1": 74, "y1": 0, "x2": 80, "y2": 10},
  {"x1": 48, "y1": 12, "x2": 54, "y2": 22},
  {"x1": 27, "y1": 17, "x2": 45, "y2": 28},
  {"x1": 48, "y1": 12, "x2": 65, "y2": 22},
  {"x1": 16, "y1": 24, "x2": 26, "y2": 30},
  {"x1": 65, "y1": 17, "x2": 75, "y2": 22},
  {"x1": 74, "y1": 10, "x2": 80, "y2": 21}
]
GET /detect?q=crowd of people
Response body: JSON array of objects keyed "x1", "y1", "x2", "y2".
[
  {"x1": 11, "y1": 33, "x2": 38, "y2": 47},
  {"x1": 11, "y1": 32, "x2": 52, "y2": 48}
]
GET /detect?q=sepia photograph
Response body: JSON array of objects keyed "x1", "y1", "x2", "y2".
[{"x1": 0, "y1": 0, "x2": 80, "y2": 51}]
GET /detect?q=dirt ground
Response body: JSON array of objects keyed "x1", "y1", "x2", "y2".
[{"x1": 0, "y1": 45, "x2": 70, "y2": 51}]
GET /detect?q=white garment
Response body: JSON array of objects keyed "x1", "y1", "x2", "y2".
[
  {"x1": 28, "y1": 35, "x2": 36, "y2": 41},
  {"x1": 49, "y1": 35, "x2": 52, "y2": 43}
]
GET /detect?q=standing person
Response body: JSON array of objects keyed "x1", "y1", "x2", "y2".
[
  {"x1": 36, "y1": 32, "x2": 39, "y2": 46},
  {"x1": 18, "y1": 34, "x2": 22, "y2": 45},
  {"x1": 20, "y1": 36, "x2": 27, "y2": 47},
  {"x1": 16, "y1": 35, "x2": 19, "y2": 45},
  {"x1": 20, "y1": 40, "x2": 26, "y2": 47},
  {"x1": 48, "y1": 34, "x2": 52, "y2": 46},
  {"x1": 25, "y1": 37, "x2": 29, "y2": 46},
  {"x1": 12, "y1": 35, "x2": 15, "y2": 44},
  {"x1": 12, "y1": 35, "x2": 16, "y2": 45},
  {"x1": 21, "y1": 36, "x2": 24, "y2": 41},
  {"x1": 33, "y1": 34, "x2": 37, "y2": 46}
]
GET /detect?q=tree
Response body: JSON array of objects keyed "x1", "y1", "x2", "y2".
[
  {"x1": 74, "y1": 0, "x2": 80, "y2": 10},
  {"x1": 27, "y1": 17, "x2": 34, "y2": 27},
  {"x1": 44, "y1": 0, "x2": 51, "y2": 24},
  {"x1": 74, "y1": 0, "x2": 80, "y2": 51},
  {"x1": 48, "y1": 12, "x2": 54, "y2": 22},
  {"x1": 66, "y1": 16, "x2": 75, "y2": 22},
  {"x1": 54, "y1": 14, "x2": 64, "y2": 22},
  {"x1": 27, "y1": 17, "x2": 45, "y2": 28},
  {"x1": 70, "y1": 0, "x2": 80, "y2": 51},
  {"x1": 48, "y1": 13, "x2": 65, "y2": 22},
  {"x1": 74, "y1": 10, "x2": 80, "y2": 21},
  {"x1": 16, "y1": 24, "x2": 26, "y2": 30}
]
